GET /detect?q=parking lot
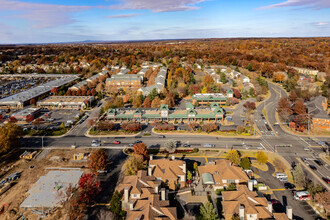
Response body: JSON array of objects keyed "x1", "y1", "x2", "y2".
[{"x1": 0, "y1": 77, "x2": 54, "y2": 98}]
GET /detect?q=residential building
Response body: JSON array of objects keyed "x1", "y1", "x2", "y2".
[
  {"x1": 106, "y1": 103, "x2": 225, "y2": 122},
  {"x1": 69, "y1": 71, "x2": 107, "y2": 91},
  {"x1": 293, "y1": 67, "x2": 319, "y2": 76},
  {"x1": 222, "y1": 185, "x2": 278, "y2": 220},
  {"x1": 117, "y1": 170, "x2": 177, "y2": 220},
  {"x1": 198, "y1": 159, "x2": 249, "y2": 189},
  {"x1": 106, "y1": 73, "x2": 142, "y2": 90},
  {"x1": 37, "y1": 96, "x2": 94, "y2": 110},
  {"x1": 307, "y1": 96, "x2": 330, "y2": 131},
  {"x1": 138, "y1": 67, "x2": 168, "y2": 96},
  {"x1": 149, "y1": 156, "x2": 186, "y2": 190}
]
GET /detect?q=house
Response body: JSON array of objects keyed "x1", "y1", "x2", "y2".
[
  {"x1": 138, "y1": 67, "x2": 168, "y2": 96},
  {"x1": 198, "y1": 159, "x2": 249, "y2": 189},
  {"x1": 293, "y1": 67, "x2": 319, "y2": 76},
  {"x1": 117, "y1": 170, "x2": 177, "y2": 220},
  {"x1": 149, "y1": 156, "x2": 186, "y2": 190},
  {"x1": 307, "y1": 96, "x2": 330, "y2": 131},
  {"x1": 222, "y1": 185, "x2": 277, "y2": 220},
  {"x1": 226, "y1": 89, "x2": 234, "y2": 98}
]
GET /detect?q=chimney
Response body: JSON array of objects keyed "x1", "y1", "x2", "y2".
[
  {"x1": 286, "y1": 206, "x2": 293, "y2": 220},
  {"x1": 267, "y1": 201, "x2": 272, "y2": 213},
  {"x1": 166, "y1": 189, "x2": 169, "y2": 200},
  {"x1": 124, "y1": 187, "x2": 129, "y2": 202},
  {"x1": 248, "y1": 180, "x2": 254, "y2": 191},
  {"x1": 239, "y1": 205, "x2": 245, "y2": 220},
  {"x1": 154, "y1": 184, "x2": 159, "y2": 194},
  {"x1": 161, "y1": 188, "x2": 166, "y2": 201},
  {"x1": 182, "y1": 162, "x2": 187, "y2": 174},
  {"x1": 150, "y1": 154, "x2": 153, "y2": 160},
  {"x1": 129, "y1": 201, "x2": 134, "y2": 211},
  {"x1": 148, "y1": 166, "x2": 152, "y2": 176},
  {"x1": 171, "y1": 155, "x2": 175, "y2": 160}
]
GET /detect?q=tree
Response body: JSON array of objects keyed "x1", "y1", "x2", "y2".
[
  {"x1": 243, "y1": 101, "x2": 256, "y2": 111},
  {"x1": 199, "y1": 202, "x2": 217, "y2": 220},
  {"x1": 123, "y1": 155, "x2": 144, "y2": 176},
  {"x1": 233, "y1": 89, "x2": 241, "y2": 99},
  {"x1": 256, "y1": 151, "x2": 268, "y2": 164},
  {"x1": 121, "y1": 122, "x2": 142, "y2": 132},
  {"x1": 202, "y1": 123, "x2": 217, "y2": 133},
  {"x1": 151, "y1": 96, "x2": 161, "y2": 108},
  {"x1": 240, "y1": 157, "x2": 251, "y2": 170},
  {"x1": 142, "y1": 97, "x2": 151, "y2": 108},
  {"x1": 147, "y1": 88, "x2": 158, "y2": 101},
  {"x1": 202, "y1": 74, "x2": 214, "y2": 86},
  {"x1": 220, "y1": 72, "x2": 228, "y2": 83},
  {"x1": 88, "y1": 149, "x2": 108, "y2": 175},
  {"x1": 187, "y1": 170, "x2": 192, "y2": 181},
  {"x1": 51, "y1": 87, "x2": 58, "y2": 94},
  {"x1": 193, "y1": 162, "x2": 198, "y2": 172},
  {"x1": 293, "y1": 99, "x2": 306, "y2": 115},
  {"x1": 226, "y1": 150, "x2": 240, "y2": 165},
  {"x1": 60, "y1": 122, "x2": 66, "y2": 130},
  {"x1": 134, "y1": 142, "x2": 148, "y2": 160},
  {"x1": 110, "y1": 191, "x2": 126, "y2": 218},
  {"x1": 293, "y1": 164, "x2": 306, "y2": 188},
  {"x1": 78, "y1": 173, "x2": 101, "y2": 205},
  {"x1": 189, "y1": 122, "x2": 199, "y2": 131},
  {"x1": 8, "y1": 116, "x2": 18, "y2": 123},
  {"x1": 0, "y1": 123, "x2": 23, "y2": 153},
  {"x1": 226, "y1": 183, "x2": 237, "y2": 191},
  {"x1": 165, "y1": 140, "x2": 177, "y2": 153},
  {"x1": 132, "y1": 94, "x2": 142, "y2": 108},
  {"x1": 306, "y1": 182, "x2": 324, "y2": 199},
  {"x1": 0, "y1": 114, "x2": 3, "y2": 122},
  {"x1": 99, "y1": 107, "x2": 105, "y2": 116}
]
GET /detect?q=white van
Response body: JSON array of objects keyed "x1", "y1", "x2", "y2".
[
  {"x1": 294, "y1": 191, "x2": 311, "y2": 201},
  {"x1": 275, "y1": 173, "x2": 287, "y2": 179}
]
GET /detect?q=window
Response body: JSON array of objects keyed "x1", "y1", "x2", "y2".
[{"x1": 227, "y1": 179, "x2": 235, "y2": 183}]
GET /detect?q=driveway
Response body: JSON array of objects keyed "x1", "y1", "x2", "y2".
[{"x1": 254, "y1": 163, "x2": 320, "y2": 220}]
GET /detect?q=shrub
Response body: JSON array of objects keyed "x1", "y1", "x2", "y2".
[{"x1": 193, "y1": 148, "x2": 199, "y2": 153}]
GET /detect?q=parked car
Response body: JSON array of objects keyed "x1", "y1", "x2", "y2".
[
  {"x1": 294, "y1": 191, "x2": 311, "y2": 201},
  {"x1": 183, "y1": 144, "x2": 191, "y2": 147},
  {"x1": 275, "y1": 173, "x2": 288, "y2": 179},
  {"x1": 284, "y1": 182, "x2": 295, "y2": 189},
  {"x1": 113, "y1": 140, "x2": 121, "y2": 144},
  {"x1": 279, "y1": 177, "x2": 288, "y2": 182},
  {"x1": 158, "y1": 135, "x2": 165, "y2": 138},
  {"x1": 301, "y1": 157, "x2": 307, "y2": 162},
  {"x1": 314, "y1": 160, "x2": 323, "y2": 166},
  {"x1": 304, "y1": 147, "x2": 311, "y2": 151},
  {"x1": 309, "y1": 164, "x2": 317, "y2": 170},
  {"x1": 270, "y1": 199, "x2": 281, "y2": 205},
  {"x1": 322, "y1": 177, "x2": 330, "y2": 184},
  {"x1": 135, "y1": 140, "x2": 142, "y2": 144}
]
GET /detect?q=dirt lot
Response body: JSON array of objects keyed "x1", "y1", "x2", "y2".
[{"x1": 0, "y1": 148, "x2": 92, "y2": 220}]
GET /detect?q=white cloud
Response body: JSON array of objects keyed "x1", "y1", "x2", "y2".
[
  {"x1": 0, "y1": 0, "x2": 93, "y2": 28},
  {"x1": 258, "y1": 0, "x2": 330, "y2": 10},
  {"x1": 312, "y1": 22, "x2": 328, "y2": 26},
  {"x1": 107, "y1": 13, "x2": 141, "y2": 18},
  {"x1": 112, "y1": 0, "x2": 207, "y2": 12}
]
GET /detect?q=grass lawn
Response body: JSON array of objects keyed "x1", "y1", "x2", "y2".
[{"x1": 251, "y1": 160, "x2": 268, "y2": 171}]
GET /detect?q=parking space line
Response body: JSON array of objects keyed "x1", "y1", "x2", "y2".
[{"x1": 271, "y1": 188, "x2": 286, "y2": 191}]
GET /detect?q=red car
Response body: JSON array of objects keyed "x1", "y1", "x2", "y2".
[
  {"x1": 113, "y1": 140, "x2": 121, "y2": 144},
  {"x1": 322, "y1": 177, "x2": 330, "y2": 184}
]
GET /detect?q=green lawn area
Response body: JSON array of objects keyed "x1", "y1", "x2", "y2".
[{"x1": 24, "y1": 128, "x2": 68, "y2": 136}]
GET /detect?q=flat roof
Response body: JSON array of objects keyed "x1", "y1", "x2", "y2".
[
  {"x1": 11, "y1": 107, "x2": 40, "y2": 117},
  {"x1": 20, "y1": 170, "x2": 83, "y2": 208},
  {"x1": 0, "y1": 76, "x2": 78, "y2": 104},
  {"x1": 38, "y1": 96, "x2": 94, "y2": 104}
]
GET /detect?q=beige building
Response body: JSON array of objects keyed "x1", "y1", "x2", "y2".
[
  {"x1": 116, "y1": 170, "x2": 177, "y2": 220},
  {"x1": 198, "y1": 159, "x2": 249, "y2": 189},
  {"x1": 37, "y1": 96, "x2": 94, "y2": 110},
  {"x1": 149, "y1": 156, "x2": 186, "y2": 190}
]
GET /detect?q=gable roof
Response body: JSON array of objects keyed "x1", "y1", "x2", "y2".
[
  {"x1": 149, "y1": 158, "x2": 185, "y2": 181},
  {"x1": 198, "y1": 159, "x2": 249, "y2": 186}
]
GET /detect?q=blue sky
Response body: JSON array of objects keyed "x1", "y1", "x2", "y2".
[{"x1": 0, "y1": 0, "x2": 329, "y2": 43}]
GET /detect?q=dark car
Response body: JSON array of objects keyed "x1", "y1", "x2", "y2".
[
  {"x1": 322, "y1": 177, "x2": 330, "y2": 184},
  {"x1": 135, "y1": 140, "x2": 142, "y2": 144},
  {"x1": 314, "y1": 160, "x2": 323, "y2": 166},
  {"x1": 301, "y1": 157, "x2": 307, "y2": 162},
  {"x1": 284, "y1": 182, "x2": 295, "y2": 189},
  {"x1": 270, "y1": 199, "x2": 281, "y2": 205},
  {"x1": 309, "y1": 164, "x2": 317, "y2": 170}
]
